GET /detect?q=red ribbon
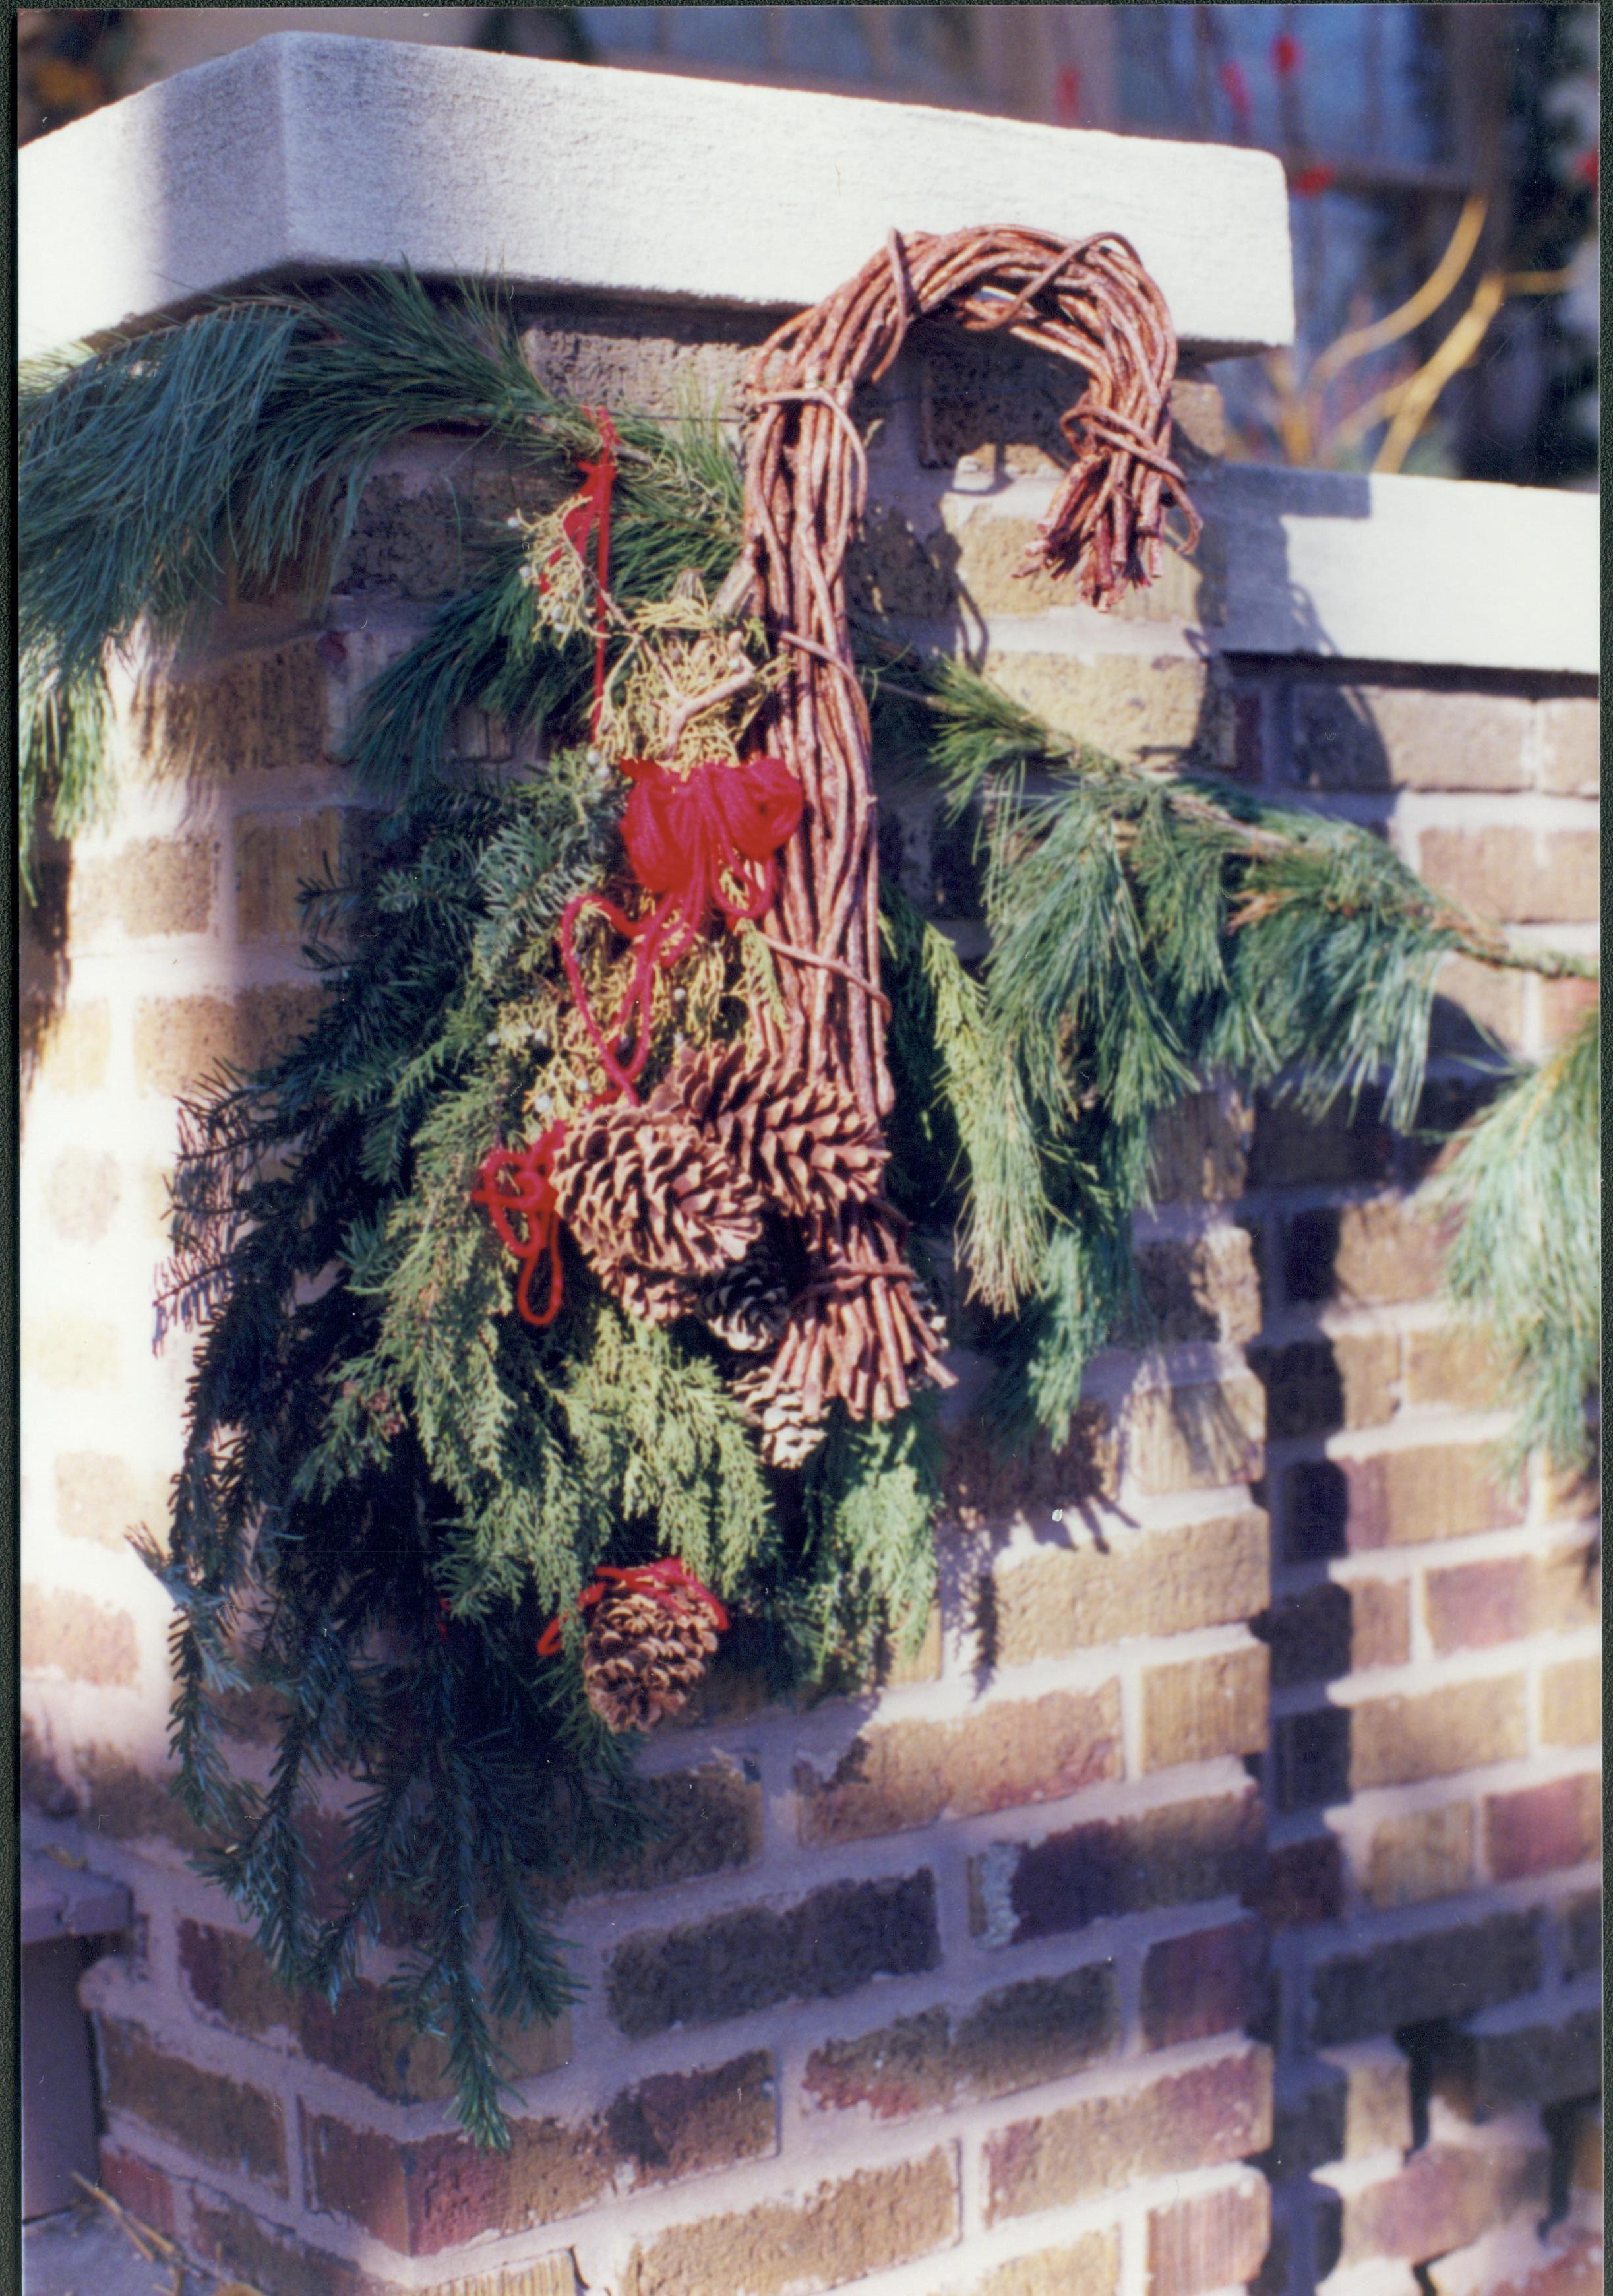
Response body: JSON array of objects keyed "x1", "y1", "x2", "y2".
[
  {"x1": 470, "y1": 1124, "x2": 567, "y2": 1326},
  {"x1": 536, "y1": 408, "x2": 619, "y2": 735},
  {"x1": 559, "y1": 751, "x2": 803, "y2": 1101},
  {"x1": 537, "y1": 1557, "x2": 729, "y2": 1658}
]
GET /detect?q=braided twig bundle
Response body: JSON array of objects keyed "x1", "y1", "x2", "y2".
[{"x1": 733, "y1": 226, "x2": 1198, "y2": 1424}]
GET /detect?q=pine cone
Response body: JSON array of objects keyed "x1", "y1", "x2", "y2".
[
  {"x1": 652, "y1": 1041, "x2": 886, "y2": 1222},
  {"x1": 614, "y1": 1264, "x2": 700, "y2": 1327},
  {"x1": 551, "y1": 1100, "x2": 764, "y2": 1285},
  {"x1": 582, "y1": 1581, "x2": 721, "y2": 1731},
  {"x1": 735, "y1": 1369, "x2": 829, "y2": 1469},
  {"x1": 694, "y1": 1255, "x2": 789, "y2": 1353}
]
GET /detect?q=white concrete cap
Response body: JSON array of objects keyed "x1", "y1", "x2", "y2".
[
  {"x1": 18, "y1": 30, "x2": 1294, "y2": 361},
  {"x1": 1212, "y1": 464, "x2": 1599, "y2": 677}
]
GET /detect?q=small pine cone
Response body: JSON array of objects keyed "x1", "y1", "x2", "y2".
[
  {"x1": 582, "y1": 1583, "x2": 721, "y2": 1731},
  {"x1": 694, "y1": 1256, "x2": 789, "y2": 1353},
  {"x1": 653, "y1": 1041, "x2": 886, "y2": 1222},
  {"x1": 552, "y1": 1100, "x2": 764, "y2": 1282},
  {"x1": 735, "y1": 1369, "x2": 829, "y2": 1469},
  {"x1": 613, "y1": 1264, "x2": 700, "y2": 1327}
]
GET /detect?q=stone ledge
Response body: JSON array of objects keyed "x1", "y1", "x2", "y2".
[
  {"x1": 1211, "y1": 465, "x2": 1599, "y2": 679},
  {"x1": 19, "y1": 32, "x2": 1293, "y2": 361}
]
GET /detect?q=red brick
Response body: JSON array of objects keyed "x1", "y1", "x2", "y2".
[
  {"x1": 76, "y1": 1743, "x2": 206, "y2": 1851},
  {"x1": 607, "y1": 1871, "x2": 939, "y2": 2038},
  {"x1": 303, "y1": 2049, "x2": 775, "y2": 2252},
  {"x1": 992, "y1": 1512, "x2": 1269, "y2": 1665},
  {"x1": 1244, "y1": 1833, "x2": 1343, "y2": 1929},
  {"x1": 1541, "y1": 1656, "x2": 1600, "y2": 1746},
  {"x1": 1141, "y1": 1919, "x2": 1270, "y2": 2050},
  {"x1": 943, "y1": 1401, "x2": 1118, "y2": 1529},
  {"x1": 178, "y1": 1919, "x2": 569, "y2": 2101},
  {"x1": 1484, "y1": 1774, "x2": 1600, "y2": 1881},
  {"x1": 1284, "y1": 1199, "x2": 1447, "y2": 1305},
  {"x1": 1288, "y1": 685, "x2": 1531, "y2": 794},
  {"x1": 1141, "y1": 1644, "x2": 1269, "y2": 1770},
  {"x1": 73, "y1": 836, "x2": 215, "y2": 939},
  {"x1": 1333, "y1": 2136, "x2": 1549, "y2": 2269},
  {"x1": 1432, "y1": 2006, "x2": 1602, "y2": 2118},
  {"x1": 582, "y1": 1761, "x2": 764, "y2": 1895},
  {"x1": 188, "y1": 2194, "x2": 394, "y2": 2296},
  {"x1": 1340, "y1": 1446, "x2": 1520, "y2": 1552},
  {"x1": 1366, "y1": 1803, "x2": 1475, "y2": 1909},
  {"x1": 1256, "y1": 1581, "x2": 1409, "y2": 1688},
  {"x1": 96, "y1": 2016, "x2": 287, "y2": 2193},
  {"x1": 1311, "y1": 1911, "x2": 1543, "y2": 2045},
  {"x1": 803, "y1": 1962, "x2": 1119, "y2": 2121},
  {"x1": 1426, "y1": 1544, "x2": 1599, "y2": 1651},
  {"x1": 235, "y1": 807, "x2": 350, "y2": 941},
  {"x1": 55, "y1": 1453, "x2": 171, "y2": 1552},
  {"x1": 797, "y1": 1684, "x2": 1122, "y2": 1846},
  {"x1": 1350, "y1": 1676, "x2": 1529, "y2": 1789},
  {"x1": 622, "y1": 2149, "x2": 959, "y2": 2295},
  {"x1": 21, "y1": 1584, "x2": 138, "y2": 1687},
  {"x1": 984, "y1": 2048, "x2": 1273, "y2": 2223},
  {"x1": 1418, "y1": 829, "x2": 1599, "y2": 927},
  {"x1": 1250, "y1": 1335, "x2": 1399, "y2": 1439},
  {"x1": 133, "y1": 985, "x2": 324, "y2": 1097},
  {"x1": 969, "y1": 2230, "x2": 1121, "y2": 2296},
  {"x1": 132, "y1": 636, "x2": 332, "y2": 780},
  {"x1": 969, "y1": 1793, "x2": 1264, "y2": 1948},
  {"x1": 1124, "y1": 1375, "x2": 1265, "y2": 1496},
  {"x1": 1151, "y1": 1089, "x2": 1252, "y2": 1202},
  {"x1": 1148, "y1": 2177, "x2": 1271, "y2": 2296},
  {"x1": 1132, "y1": 1231, "x2": 1260, "y2": 1346},
  {"x1": 1537, "y1": 697, "x2": 1598, "y2": 795},
  {"x1": 96, "y1": 2146, "x2": 175, "y2": 2238},
  {"x1": 1403, "y1": 1324, "x2": 1503, "y2": 1410},
  {"x1": 1252, "y1": 1098, "x2": 1393, "y2": 1190}
]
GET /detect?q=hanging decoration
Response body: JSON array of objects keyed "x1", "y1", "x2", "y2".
[{"x1": 478, "y1": 226, "x2": 1201, "y2": 1471}]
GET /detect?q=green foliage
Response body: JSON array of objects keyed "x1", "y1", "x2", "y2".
[
  {"x1": 1433, "y1": 1007, "x2": 1600, "y2": 1472},
  {"x1": 21, "y1": 268, "x2": 1599, "y2": 2150},
  {"x1": 18, "y1": 268, "x2": 743, "y2": 866},
  {"x1": 884, "y1": 658, "x2": 1598, "y2": 1446}
]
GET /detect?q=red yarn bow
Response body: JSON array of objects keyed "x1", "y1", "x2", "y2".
[
  {"x1": 536, "y1": 1557, "x2": 729, "y2": 1657},
  {"x1": 559, "y1": 751, "x2": 803, "y2": 1101},
  {"x1": 470, "y1": 1125, "x2": 566, "y2": 1326}
]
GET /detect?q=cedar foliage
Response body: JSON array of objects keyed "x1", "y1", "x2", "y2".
[{"x1": 18, "y1": 271, "x2": 1598, "y2": 2142}]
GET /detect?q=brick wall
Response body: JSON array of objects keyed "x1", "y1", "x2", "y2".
[
  {"x1": 1221, "y1": 652, "x2": 1601, "y2": 2296},
  {"x1": 21, "y1": 300, "x2": 1598, "y2": 2296}
]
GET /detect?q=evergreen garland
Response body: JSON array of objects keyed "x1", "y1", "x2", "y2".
[{"x1": 18, "y1": 272, "x2": 1597, "y2": 2144}]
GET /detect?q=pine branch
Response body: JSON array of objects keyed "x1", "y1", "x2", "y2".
[{"x1": 1430, "y1": 1007, "x2": 1600, "y2": 1473}]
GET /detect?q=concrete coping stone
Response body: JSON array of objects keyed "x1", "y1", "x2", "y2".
[
  {"x1": 21, "y1": 1849, "x2": 131, "y2": 1948},
  {"x1": 1207, "y1": 464, "x2": 1600, "y2": 680},
  {"x1": 19, "y1": 30, "x2": 1294, "y2": 361}
]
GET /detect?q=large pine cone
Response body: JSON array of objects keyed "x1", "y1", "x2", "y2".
[
  {"x1": 652, "y1": 1041, "x2": 886, "y2": 1222},
  {"x1": 551, "y1": 1100, "x2": 764, "y2": 1286},
  {"x1": 582, "y1": 1582, "x2": 721, "y2": 1731},
  {"x1": 615, "y1": 1265, "x2": 700, "y2": 1328}
]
